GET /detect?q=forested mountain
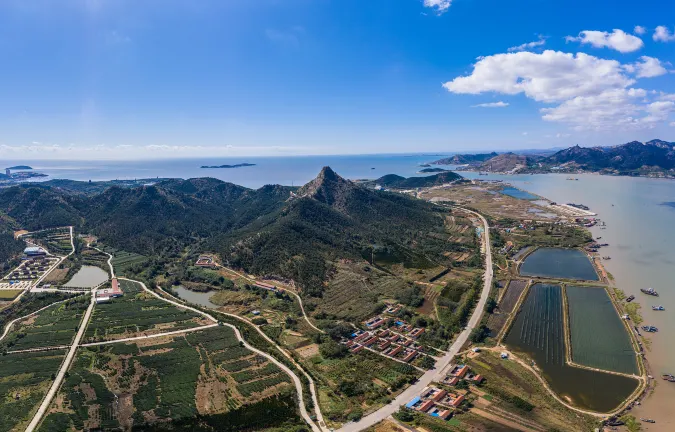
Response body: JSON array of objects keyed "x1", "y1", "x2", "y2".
[
  {"x1": 374, "y1": 171, "x2": 464, "y2": 188},
  {"x1": 433, "y1": 152, "x2": 498, "y2": 165},
  {"x1": 0, "y1": 168, "x2": 455, "y2": 296},
  {"x1": 432, "y1": 139, "x2": 675, "y2": 175}
]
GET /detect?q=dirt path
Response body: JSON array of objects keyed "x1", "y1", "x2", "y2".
[
  {"x1": 214, "y1": 264, "x2": 325, "y2": 334},
  {"x1": 470, "y1": 407, "x2": 541, "y2": 432}
]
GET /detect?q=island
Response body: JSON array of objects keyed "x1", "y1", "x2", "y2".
[
  {"x1": 6, "y1": 165, "x2": 33, "y2": 170},
  {"x1": 200, "y1": 163, "x2": 256, "y2": 169},
  {"x1": 417, "y1": 167, "x2": 448, "y2": 173}
]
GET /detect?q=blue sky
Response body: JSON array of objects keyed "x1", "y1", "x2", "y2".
[{"x1": 0, "y1": 0, "x2": 674, "y2": 159}]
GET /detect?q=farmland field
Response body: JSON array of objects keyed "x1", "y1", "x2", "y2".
[
  {"x1": 0, "y1": 289, "x2": 22, "y2": 300},
  {"x1": 519, "y1": 248, "x2": 598, "y2": 281},
  {"x1": 96, "y1": 245, "x2": 147, "y2": 275},
  {"x1": 311, "y1": 261, "x2": 408, "y2": 321},
  {"x1": 84, "y1": 279, "x2": 209, "y2": 342},
  {"x1": 0, "y1": 350, "x2": 66, "y2": 432},
  {"x1": 566, "y1": 286, "x2": 638, "y2": 375},
  {"x1": 1, "y1": 296, "x2": 88, "y2": 351},
  {"x1": 309, "y1": 349, "x2": 421, "y2": 425},
  {"x1": 41, "y1": 327, "x2": 299, "y2": 431},
  {"x1": 505, "y1": 283, "x2": 639, "y2": 412}
]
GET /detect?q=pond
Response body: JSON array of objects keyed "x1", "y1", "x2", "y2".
[
  {"x1": 171, "y1": 286, "x2": 219, "y2": 309},
  {"x1": 505, "y1": 283, "x2": 639, "y2": 412},
  {"x1": 566, "y1": 286, "x2": 638, "y2": 375},
  {"x1": 64, "y1": 265, "x2": 109, "y2": 288},
  {"x1": 519, "y1": 248, "x2": 599, "y2": 280},
  {"x1": 500, "y1": 186, "x2": 538, "y2": 200}
]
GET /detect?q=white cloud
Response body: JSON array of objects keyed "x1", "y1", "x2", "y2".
[
  {"x1": 624, "y1": 56, "x2": 668, "y2": 78},
  {"x1": 471, "y1": 101, "x2": 509, "y2": 108},
  {"x1": 540, "y1": 88, "x2": 674, "y2": 131},
  {"x1": 443, "y1": 50, "x2": 633, "y2": 103},
  {"x1": 634, "y1": 26, "x2": 646, "y2": 35},
  {"x1": 654, "y1": 26, "x2": 675, "y2": 42},
  {"x1": 444, "y1": 50, "x2": 674, "y2": 131},
  {"x1": 670, "y1": 121, "x2": 675, "y2": 127},
  {"x1": 508, "y1": 35, "x2": 546, "y2": 52},
  {"x1": 423, "y1": 0, "x2": 452, "y2": 14},
  {"x1": 566, "y1": 29, "x2": 643, "y2": 53},
  {"x1": 522, "y1": 132, "x2": 528, "y2": 136}
]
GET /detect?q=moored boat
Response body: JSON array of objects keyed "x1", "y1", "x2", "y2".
[
  {"x1": 641, "y1": 325, "x2": 658, "y2": 333},
  {"x1": 641, "y1": 287, "x2": 659, "y2": 296},
  {"x1": 626, "y1": 295, "x2": 635, "y2": 302},
  {"x1": 652, "y1": 305, "x2": 665, "y2": 311},
  {"x1": 662, "y1": 374, "x2": 674, "y2": 381}
]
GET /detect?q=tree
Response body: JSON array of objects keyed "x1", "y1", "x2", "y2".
[
  {"x1": 470, "y1": 324, "x2": 489, "y2": 343},
  {"x1": 319, "y1": 340, "x2": 348, "y2": 359},
  {"x1": 486, "y1": 297, "x2": 498, "y2": 314}
]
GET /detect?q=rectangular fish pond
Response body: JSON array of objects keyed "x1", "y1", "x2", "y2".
[
  {"x1": 519, "y1": 248, "x2": 599, "y2": 281},
  {"x1": 566, "y1": 286, "x2": 638, "y2": 375},
  {"x1": 505, "y1": 283, "x2": 639, "y2": 412}
]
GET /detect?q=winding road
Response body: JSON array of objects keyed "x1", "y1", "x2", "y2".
[{"x1": 338, "y1": 207, "x2": 494, "y2": 432}]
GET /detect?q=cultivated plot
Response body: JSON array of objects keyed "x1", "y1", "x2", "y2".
[
  {"x1": 40, "y1": 327, "x2": 297, "y2": 431},
  {"x1": 84, "y1": 279, "x2": 208, "y2": 343},
  {"x1": 566, "y1": 286, "x2": 638, "y2": 375},
  {"x1": 0, "y1": 350, "x2": 67, "y2": 432},
  {"x1": 1, "y1": 296, "x2": 88, "y2": 351}
]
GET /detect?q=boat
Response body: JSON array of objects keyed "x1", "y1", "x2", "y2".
[
  {"x1": 652, "y1": 305, "x2": 665, "y2": 311},
  {"x1": 661, "y1": 374, "x2": 674, "y2": 381},
  {"x1": 641, "y1": 287, "x2": 659, "y2": 296},
  {"x1": 626, "y1": 295, "x2": 635, "y2": 302},
  {"x1": 596, "y1": 236, "x2": 602, "y2": 240},
  {"x1": 603, "y1": 256, "x2": 611, "y2": 260},
  {"x1": 640, "y1": 418, "x2": 656, "y2": 424},
  {"x1": 641, "y1": 326, "x2": 658, "y2": 333}
]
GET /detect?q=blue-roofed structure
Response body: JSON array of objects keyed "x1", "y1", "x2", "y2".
[{"x1": 405, "y1": 397, "x2": 420, "y2": 409}]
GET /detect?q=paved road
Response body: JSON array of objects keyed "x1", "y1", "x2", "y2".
[
  {"x1": 158, "y1": 285, "x2": 329, "y2": 432},
  {"x1": 25, "y1": 289, "x2": 96, "y2": 432},
  {"x1": 338, "y1": 207, "x2": 494, "y2": 432}
]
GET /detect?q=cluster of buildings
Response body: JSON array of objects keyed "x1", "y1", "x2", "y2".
[
  {"x1": 195, "y1": 255, "x2": 216, "y2": 268},
  {"x1": 1, "y1": 253, "x2": 58, "y2": 289},
  {"x1": 442, "y1": 364, "x2": 483, "y2": 386},
  {"x1": 405, "y1": 386, "x2": 465, "y2": 421},
  {"x1": 95, "y1": 278, "x2": 124, "y2": 304},
  {"x1": 343, "y1": 307, "x2": 427, "y2": 364}
]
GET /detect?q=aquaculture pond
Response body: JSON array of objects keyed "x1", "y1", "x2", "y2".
[
  {"x1": 500, "y1": 186, "x2": 538, "y2": 200},
  {"x1": 505, "y1": 283, "x2": 639, "y2": 412},
  {"x1": 566, "y1": 286, "x2": 638, "y2": 375},
  {"x1": 64, "y1": 265, "x2": 109, "y2": 288},
  {"x1": 519, "y1": 248, "x2": 599, "y2": 281}
]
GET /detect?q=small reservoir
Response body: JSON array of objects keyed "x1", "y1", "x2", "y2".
[
  {"x1": 171, "y1": 286, "x2": 219, "y2": 309},
  {"x1": 505, "y1": 283, "x2": 639, "y2": 412},
  {"x1": 566, "y1": 286, "x2": 637, "y2": 375},
  {"x1": 519, "y1": 248, "x2": 599, "y2": 281},
  {"x1": 500, "y1": 186, "x2": 538, "y2": 200},
  {"x1": 64, "y1": 265, "x2": 109, "y2": 288}
]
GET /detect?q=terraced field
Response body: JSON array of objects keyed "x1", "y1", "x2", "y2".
[
  {"x1": 84, "y1": 279, "x2": 208, "y2": 342},
  {"x1": 40, "y1": 327, "x2": 298, "y2": 431},
  {"x1": 1, "y1": 296, "x2": 88, "y2": 351},
  {"x1": 0, "y1": 350, "x2": 67, "y2": 431},
  {"x1": 95, "y1": 245, "x2": 147, "y2": 275}
]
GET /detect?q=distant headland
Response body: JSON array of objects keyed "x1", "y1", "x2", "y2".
[
  {"x1": 6, "y1": 165, "x2": 33, "y2": 170},
  {"x1": 200, "y1": 163, "x2": 256, "y2": 169}
]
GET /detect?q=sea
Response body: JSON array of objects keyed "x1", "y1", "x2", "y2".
[{"x1": 6, "y1": 154, "x2": 675, "y2": 426}]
